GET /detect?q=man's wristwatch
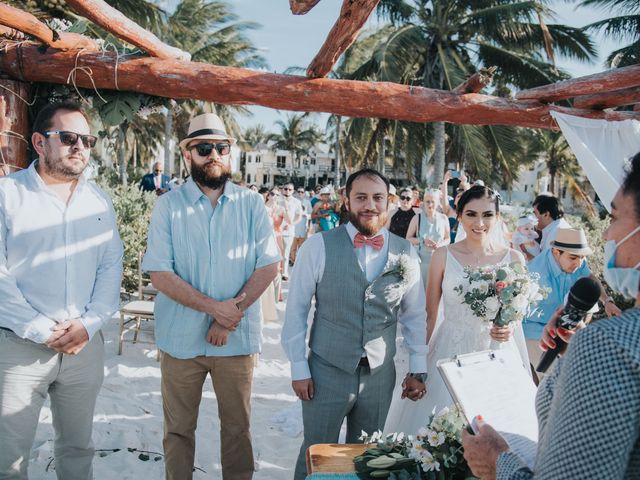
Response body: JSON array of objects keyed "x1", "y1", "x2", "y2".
[{"x1": 408, "y1": 372, "x2": 427, "y2": 383}]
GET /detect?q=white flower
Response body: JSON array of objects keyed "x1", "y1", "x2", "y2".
[
  {"x1": 359, "y1": 430, "x2": 368, "y2": 441},
  {"x1": 420, "y1": 451, "x2": 440, "y2": 472},
  {"x1": 370, "y1": 430, "x2": 383, "y2": 443},
  {"x1": 416, "y1": 427, "x2": 429, "y2": 439},
  {"x1": 484, "y1": 296, "x2": 501, "y2": 318},
  {"x1": 427, "y1": 429, "x2": 445, "y2": 447},
  {"x1": 512, "y1": 293, "x2": 528, "y2": 313}
]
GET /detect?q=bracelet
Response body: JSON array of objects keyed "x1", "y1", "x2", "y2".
[{"x1": 408, "y1": 372, "x2": 427, "y2": 383}]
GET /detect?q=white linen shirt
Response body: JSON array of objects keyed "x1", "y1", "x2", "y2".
[
  {"x1": 540, "y1": 217, "x2": 572, "y2": 251},
  {"x1": 282, "y1": 223, "x2": 428, "y2": 380},
  {"x1": 0, "y1": 162, "x2": 123, "y2": 343}
]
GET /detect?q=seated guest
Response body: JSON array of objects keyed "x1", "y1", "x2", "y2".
[
  {"x1": 523, "y1": 228, "x2": 620, "y2": 376},
  {"x1": 461, "y1": 151, "x2": 640, "y2": 479}
]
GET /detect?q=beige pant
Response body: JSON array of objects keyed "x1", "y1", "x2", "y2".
[
  {"x1": 160, "y1": 352, "x2": 255, "y2": 480},
  {"x1": 0, "y1": 328, "x2": 104, "y2": 480},
  {"x1": 526, "y1": 338, "x2": 545, "y2": 380}
]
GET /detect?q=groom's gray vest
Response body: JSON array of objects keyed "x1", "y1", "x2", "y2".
[{"x1": 309, "y1": 225, "x2": 413, "y2": 374}]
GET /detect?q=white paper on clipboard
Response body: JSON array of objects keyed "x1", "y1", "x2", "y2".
[{"x1": 437, "y1": 348, "x2": 538, "y2": 469}]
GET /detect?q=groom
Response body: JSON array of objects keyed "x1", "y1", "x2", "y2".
[{"x1": 282, "y1": 168, "x2": 428, "y2": 480}]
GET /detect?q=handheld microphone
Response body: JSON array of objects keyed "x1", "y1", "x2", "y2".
[{"x1": 536, "y1": 277, "x2": 601, "y2": 373}]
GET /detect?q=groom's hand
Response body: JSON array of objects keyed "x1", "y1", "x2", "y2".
[
  {"x1": 401, "y1": 375, "x2": 426, "y2": 401},
  {"x1": 292, "y1": 378, "x2": 314, "y2": 401}
]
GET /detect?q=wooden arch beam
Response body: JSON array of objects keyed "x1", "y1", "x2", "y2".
[
  {"x1": 1, "y1": 44, "x2": 638, "y2": 130},
  {"x1": 290, "y1": 0, "x2": 322, "y2": 14},
  {"x1": 65, "y1": 0, "x2": 191, "y2": 61},
  {"x1": 306, "y1": 0, "x2": 380, "y2": 78},
  {"x1": 516, "y1": 64, "x2": 640, "y2": 103},
  {"x1": 572, "y1": 85, "x2": 640, "y2": 110},
  {"x1": 0, "y1": 3, "x2": 98, "y2": 51}
]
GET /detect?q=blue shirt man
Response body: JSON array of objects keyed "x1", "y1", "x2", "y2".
[{"x1": 142, "y1": 113, "x2": 280, "y2": 480}]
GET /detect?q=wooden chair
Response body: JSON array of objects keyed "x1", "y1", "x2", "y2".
[{"x1": 137, "y1": 251, "x2": 158, "y2": 300}]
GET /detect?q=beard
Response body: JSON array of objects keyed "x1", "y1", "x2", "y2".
[
  {"x1": 348, "y1": 208, "x2": 388, "y2": 237},
  {"x1": 42, "y1": 152, "x2": 86, "y2": 179},
  {"x1": 191, "y1": 160, "x2": 231, "y2": 190}
]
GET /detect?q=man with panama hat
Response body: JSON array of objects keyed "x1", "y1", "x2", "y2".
[
  {"x1": 142, "y1": 113, "x2": 280, "y2": 479},
  {"x1": 524, "y1": 228, "x2": 620, "y2": 377}
]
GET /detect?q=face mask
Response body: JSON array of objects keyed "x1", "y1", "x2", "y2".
[{"x1": 603, "y1": 225, "x2": 640, "y2": 299}]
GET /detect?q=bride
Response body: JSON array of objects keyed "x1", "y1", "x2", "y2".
[{"x1": 384, "y1": 185, "x2": 530, "y2": 435}]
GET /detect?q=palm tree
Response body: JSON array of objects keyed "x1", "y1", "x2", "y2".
[
  {"x1": 579, "y1": 0, "x2": 639, "y2": 67},
  {"x1": 268, "y1": 114, "x2": 324, "y2": 181},
  {"x1": 347, "y1": 0, "x2": 596, "y2": 186}
]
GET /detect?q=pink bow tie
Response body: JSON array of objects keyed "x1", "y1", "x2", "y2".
[{"x1": 353, "y1": 232, "x2": 384, "y2": 250}]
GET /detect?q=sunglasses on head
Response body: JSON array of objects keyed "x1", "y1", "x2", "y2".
[
  {"x1": 399, "y1": 195, "x2": 412, "y2": 201},
  {"x1": 188, "y1": 142, "x2": 231, "y2": 157},
  {"x1": 42, "y1": 131, "x2": 97, "y2": 149}
]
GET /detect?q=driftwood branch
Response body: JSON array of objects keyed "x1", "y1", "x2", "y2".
[
  {"x1": 290, "y1": 0, "x2": 322, "y2": 14},
  {"x1": 0, "y1": 79, "x2": 31, "y2": 173},
  {"x1": 0, "y1": 3, "x2": 98, "y2": 51},
  {"x1": 572, "y1": 85, "x2": 640, "y2": 110},
  {"x1": 452, "y1": 67, "x2": 497, "y2": 94},
  {"x1": 306, "y1": 0, "x2": 380, "y2": 78},
  {"x1": 64, "y1": 0, "x2": 190, "y2": 61},
  {"x1": 516, "y1": 64, "x2": 640, "y2": 102},
  {"x1": 1, "y1": 44, "x2": 638, "y2": 130}
]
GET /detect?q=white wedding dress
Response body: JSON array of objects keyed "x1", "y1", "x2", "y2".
[{"x1": 384, "y1": 246, "x2": 530, "y2": 435}]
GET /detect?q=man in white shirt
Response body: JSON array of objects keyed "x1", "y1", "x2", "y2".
[
  {"x1": 533, "y1": 194, "x2": 572, "y2": 252},
  {"x1": 0, "y1": 102, "x2": 123, "y2": 479},
  {"x1": 282, "y1": 169, "x2": 428, "y2": 480},
  {"x1": 279, "y1": 182, "x2": 303, "y2": 280}
]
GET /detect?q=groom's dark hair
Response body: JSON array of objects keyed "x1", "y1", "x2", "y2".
[{"x1": 345, "y1": 168, "x2": 390, "y2": 197}]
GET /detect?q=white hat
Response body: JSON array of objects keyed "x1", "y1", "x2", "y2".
[
  {"x1": 517, "y1": 215, "x2": 537, "y2": 227},
  {"x1": 319, "y1": 186, "x2": 332, "y2": 195},
  {"x1": 179, "y1": 113, "x2": 236, "y2": 150},
  {"x1": 551, "y1": 228, "x2": 593, "y2": 256}
]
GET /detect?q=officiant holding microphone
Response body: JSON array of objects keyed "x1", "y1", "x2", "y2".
[
  {"x1": 281, "y1": 168, "x2": 428, "y2": 480},
  {"x1": 461, "y1": 151, "x2": 640, "y2": 479}
]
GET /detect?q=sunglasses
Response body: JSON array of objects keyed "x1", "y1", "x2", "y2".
[
  {"x1": 399, "y1": 195, "x2": 412, "y2": 201},
  {"x1": 297, "y1": 190, "x2": 305, "y2": 193},
  {"x1": 42, "y1": 131, "x2": 97, "y2": 149},
  {"x1": 188, "y1": 142, "x2": 231, "y2": 157},
  {"x1": 283, "y1": 187, "x2": 293, "y2": 191}
]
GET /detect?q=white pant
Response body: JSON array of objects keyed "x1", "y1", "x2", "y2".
[
  {"x1": 0, "y1": 328, "x2": 104, "y2": 480},
  {"x1": 281, "y1": 234, "x2": 294, "y2": 277}
]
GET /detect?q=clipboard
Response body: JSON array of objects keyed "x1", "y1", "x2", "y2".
[{"x1": 437, "y1": 348, "x2": 538, "y2": 469}]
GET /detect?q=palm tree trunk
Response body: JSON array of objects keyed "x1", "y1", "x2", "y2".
[
  {"x1": 335, "y1": 115, "x2": 342, "y2": 186},
  {"x1": 118, "y1": 124, "x2": 127, "y2": 185},
  {"x1": 432, "y1": 121, "x2": 445, "y2": 187},
  {"x1": 164, "y1": 106, "x2": 173, "y2": 174}
]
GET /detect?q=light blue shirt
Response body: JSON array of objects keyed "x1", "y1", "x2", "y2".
[
  {"x1": 142, "y1": 178, "x2": 280, "y2": 359},
  {"x1": 0, "y1": 162, "x2": 123, "y2": 343},
  {"x1": 523, "y1": 248, "x2": 591, "y2": 340}
]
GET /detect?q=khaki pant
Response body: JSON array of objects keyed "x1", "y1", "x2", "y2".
[
  {"x1": 160, "y1": 352, "x2": 255, "y2": 480},
  {"x1": 0, "y1": 328, "x2": 104, "y2": 480}
]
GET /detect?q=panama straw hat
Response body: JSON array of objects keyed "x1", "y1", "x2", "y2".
[
  {"x1": 551, "y1": 228, "x2": 593, "y2": 256},
  {"x1": 179, "y1": 113, "x2": 236, "y2": 150}
]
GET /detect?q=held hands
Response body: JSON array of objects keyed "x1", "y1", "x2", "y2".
[
  {"x1": 461, "y1": 416, "x2": 509, "y2": 480},
  {"x1": 423, "y1": 238, "x2": 437, "y2": 250},
  {"x1": 489, "y1": 323, "x2": 514, "y2": 343},
  {"x1": 211, "y1": 292, "x2": 246, "y2": 330},
  {"x1": 292, "y1": 378, "x2": 314, "y2": 401},
  {"x1": 401, "y1": 375, "x2": 426, "y2": 401},
  {"x1": 206, "y1": 321, "x2": 230, "y2": 346},
  {"x1": 539, "y1": 307, "x2": 585, "y2": 354},
  {"x1": 46, "y1": 318, "x2": 89, "y2": 355}
]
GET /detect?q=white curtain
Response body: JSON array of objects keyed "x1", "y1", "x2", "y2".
[{"x1": 551, "y1": 111, "x2": 640, "y2": 212}]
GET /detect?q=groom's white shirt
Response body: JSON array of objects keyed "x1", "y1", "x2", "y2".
[{"x1": 282, "y1": 222, "x2": 428, "y2": 380}]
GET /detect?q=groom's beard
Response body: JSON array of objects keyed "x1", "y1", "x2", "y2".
[{"x1": 348, "y1": 208, "x2": 388, "y2": 237}]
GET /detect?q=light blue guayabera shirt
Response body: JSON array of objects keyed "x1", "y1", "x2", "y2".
[
  {"x1": 142, "y1": 179, "x2": 280, "y2": 359},
  {"x1": 523, "y1": 248, "x2": 591, "y2": 340}
]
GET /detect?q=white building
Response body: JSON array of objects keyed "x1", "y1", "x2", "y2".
[{"x1": 242, "y1": 142, "x2": 338, "y2": 187}]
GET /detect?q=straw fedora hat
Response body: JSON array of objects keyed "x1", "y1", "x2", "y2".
[
  {"x1": 551, "y1": 228, "x2": 593, "y2": 255},
  {"x1": 179, "y1": 113, "x2": 236, "y2": 150}
]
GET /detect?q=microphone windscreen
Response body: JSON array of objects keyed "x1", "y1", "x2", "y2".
[{"x1": 568, "y1": 277, "x2": 601, "y2": 311}]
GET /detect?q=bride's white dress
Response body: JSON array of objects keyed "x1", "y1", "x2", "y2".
[{"x1": 384, "y1": 247, "x2": 530, "y2": 435}]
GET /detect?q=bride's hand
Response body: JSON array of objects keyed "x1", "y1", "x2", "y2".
[{"x1": 489, "y1": 324, "x2": 513, "y2": 343}]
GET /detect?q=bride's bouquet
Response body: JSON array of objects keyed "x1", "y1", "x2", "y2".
[
  {"x1": 355, "y1": 407, "x2": 477, "y2": 479},
  {"x1": 453, "y1": 262, "x2": 548, "y2": 328}
]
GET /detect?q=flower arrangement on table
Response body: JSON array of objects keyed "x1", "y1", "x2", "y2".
[
  {"x1": 354, "y1": 407, "x2": 477, "y2": 479},
  {"x1": 453, "y1": 262, "x2": 549, "y2": 331}
]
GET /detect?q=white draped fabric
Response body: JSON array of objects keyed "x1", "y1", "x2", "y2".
[{"x1": 551, "y1": 112, "x2": 640, "y2": 211}]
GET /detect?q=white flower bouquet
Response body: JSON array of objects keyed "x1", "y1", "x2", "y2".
[
  {"x1": 355, "y1": 407, "x2": 477, "y2": 479},
  {"x1": 453, "y1": 262, "x2": 548, "y2": 328}
]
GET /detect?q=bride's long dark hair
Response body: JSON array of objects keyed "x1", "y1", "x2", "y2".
[{"x1": 456, "y1": 185, "x2": 501, "y2": 216}]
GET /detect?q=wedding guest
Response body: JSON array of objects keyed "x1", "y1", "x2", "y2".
[
  {"x1": 311, "y1": 187, "x2": 339, "y2": 231},
  {"x1": 462, "y1": 151, "x2": 640, "y2": 479},
  {"x1": 282, "y1": 168, "x2": 428, "y2": 480},
  {"x1": 387, "y1": 184, "x2": 399, "y2": 214},
  {"x1": 140, "y1": 161, "x2": 170, "y2": 195},
  {"x1": 279, "y1": 182, "x2": 303, "y2": 281},
  {"x1": 406, "y1": 188, "x2": 450, "y2": 288},
  {"x1": 0, "y1": 102, "x2": 123, "y2": 479},
  {"x1": 142, "y1": 113, "x2": 280, "y2": 480},
  {"x1": 387, "y1": 187, "x2": 418, "y2": 238},
  {"x1": 511, "y1": 215, "x2": 540, "y2": 261},
  {"x1": 290, "y1": 187, "x2": 311, "y2": 265},
  {"x1": 533, "y1": 194, "x2": 571, "y2": 251}
]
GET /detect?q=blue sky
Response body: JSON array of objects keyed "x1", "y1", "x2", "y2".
[{"x1": 227, "y1": 0, "x2": 617, "y2": 130}]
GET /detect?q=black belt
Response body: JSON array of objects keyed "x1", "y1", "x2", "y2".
[{"x1": 358, "y1": 357, "x2": 369, "y2": 367}]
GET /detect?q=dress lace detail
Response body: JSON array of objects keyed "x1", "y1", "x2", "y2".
[{"x1": 384, "y1": 247, "x2": 530, "y2": 435}]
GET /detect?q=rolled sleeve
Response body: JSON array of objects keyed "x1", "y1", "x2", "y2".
[
  {"x1": 253, "y1": 197, "x2": 281, "y2": 269},
  {"x1": 142, "y1": 197, "x2": 175, "y2": 272},
  {"x1": 497, "y1": 452, "x2": 532, "y2": 479}
]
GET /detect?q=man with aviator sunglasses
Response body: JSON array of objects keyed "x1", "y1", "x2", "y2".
[
  {"x1": 0, "y1": 101, "x2": 123, "y2": 478},
  {"x1": 142, "y1": 113, "x2": 280, "y2": 480}
]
